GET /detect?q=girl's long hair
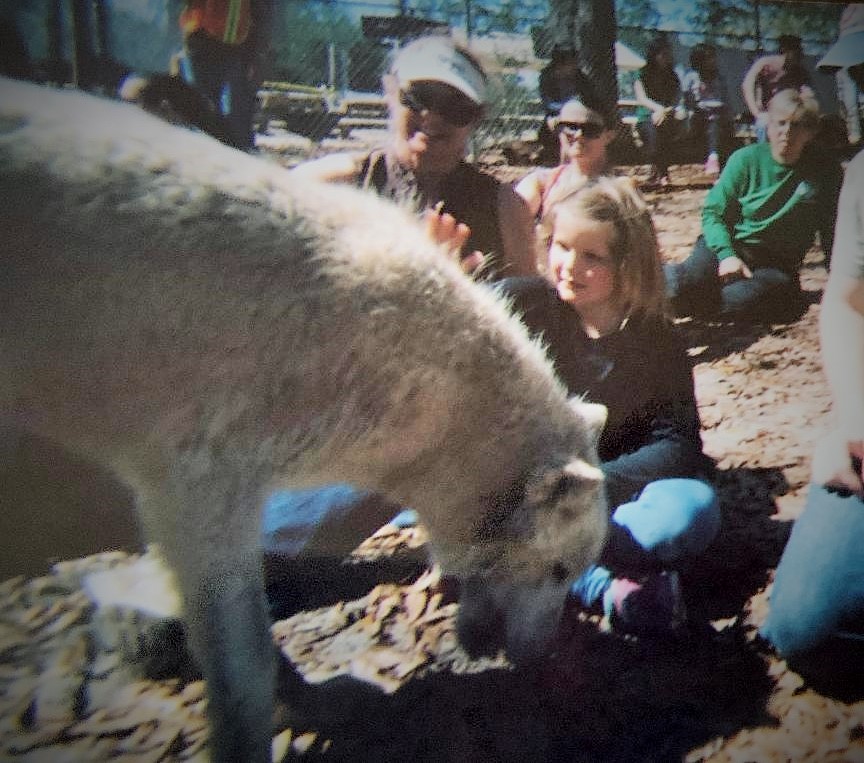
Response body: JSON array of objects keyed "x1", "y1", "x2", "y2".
[{"x1": 539, "y1": 176, "x2": 669, "y2": 320}]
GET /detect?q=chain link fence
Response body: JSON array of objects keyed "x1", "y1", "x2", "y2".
[
  {"x1": 6, "y1": 0, "x2": 844, "y2": 160},
  {"x1": 258, "y1": 1, "x2": 842, "y2": 163}
]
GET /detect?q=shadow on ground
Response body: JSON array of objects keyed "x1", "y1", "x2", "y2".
[{"x1": 271, "y1": 596, "x2": 777, "y2": 762}]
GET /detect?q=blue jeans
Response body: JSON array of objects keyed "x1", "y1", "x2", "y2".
[
  {"x1": 665, "y1": 235, "x2": 806, "y2": 323},
  {"x1": 261, "y1": 478, "x2": 720, "y2": 607},
  {"x1": 260, "y1": 486, "x2": 406, "y2": 560},
  {"x1": 762, "y1": 484, "x2": 864, "y2": 657},
  {"x1": 571, "y1": 478, "x2": 721, "y2": 606},
  {"x1": 637, "y1": 116, "x2": 679, "y2": 178}
]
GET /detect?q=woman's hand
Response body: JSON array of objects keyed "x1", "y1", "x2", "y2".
[
  {"x1": 718, "y1": 255, "x2": 752, "y2": 283},
  {"x1": 651, "y1": 106, "x2": 675, "y2": 126},
  {"x1": 423, "y1": 207, "x2": 484, "y2": 276}
]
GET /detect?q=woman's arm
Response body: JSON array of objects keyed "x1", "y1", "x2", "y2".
[
  {"x1": 496, "y1": 182, "x2": 540, "y2": 277},
  {"x1": 634, "y1": 79, "x2": 669, "y2": 124},
  {"x1": 741, "y1": 55, "x2": 769, "y2": 119},
  {"x1": 514, "y1": 169, "x2": 545, "y2": 220}
]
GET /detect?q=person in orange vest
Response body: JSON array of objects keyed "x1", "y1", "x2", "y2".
[{"x1": 178, "y1": 0, "x2": 273, "y2": 149}]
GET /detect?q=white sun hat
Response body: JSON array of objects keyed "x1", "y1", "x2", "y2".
[
  {"x1": 390, "y1": 36, "x2": 488, "y2": 105},
  {"x1": 817, "y1": 3, "x2": 864, "y2": 70}
]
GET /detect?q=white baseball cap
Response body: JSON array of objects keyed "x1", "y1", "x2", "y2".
[
  {"x1": 390, "y1": 36, "x2": 488, "y2": 105},
  {"x1": 817, "y1": 3, "x2": 864, "y2": 70}
]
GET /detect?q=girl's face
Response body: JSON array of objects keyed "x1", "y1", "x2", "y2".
[{"x1": 548, "y1": 208, "x2": 618, "y2": 312}]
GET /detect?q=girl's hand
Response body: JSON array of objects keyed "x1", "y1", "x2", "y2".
[
  {"x1": 718, "y1": 256, "x2": 752, "y2": 283},
  {"x1": 811, "y1": 429, "x2": 864, "y2": 498},
  {"x1": 424, "y1": 207, "x2": 484, "y2": 276}
]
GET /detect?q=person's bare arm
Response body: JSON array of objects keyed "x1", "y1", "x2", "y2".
[
  {"x1": 514, "y1": 170, "x2": 544, "y2": 220},
  {"x1": 633, "y1": 79, "x2": 669, "y2": 124},
  {"x1": 497, "y1": 182, "x2": 539, "y2": 277},
  {"x1": 814, "y1": 273, "x2": 864, "y2": 494},
  {"x1": 289, "y1": 152, "x2": 364, "y2": 184},
  {"x1": 741, "y1": 56, "x2": 769, "y2": 119}
]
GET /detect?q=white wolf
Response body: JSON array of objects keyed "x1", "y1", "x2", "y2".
[{"x1": 0, "y1": 77, "x2": 608, "y2": 762}]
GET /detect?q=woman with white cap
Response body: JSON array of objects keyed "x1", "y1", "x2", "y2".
[
  {"x1": 266, "y1": 37, "x2": 536, "y2": 565},
  {"x1": 762, "y1": 3, "x2": 864, "y2": 697},
  {"x1": 292, "y1": 35, "x2": 535, "y2": 281}
]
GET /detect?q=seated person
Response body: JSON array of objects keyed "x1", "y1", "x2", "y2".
[
  {"x1": 515, "y1": 95, "x2": 617, "y2": 222},
  {"x1": 291, "y1": 34, "x2": 535, "y2": 281},
  {"x1": 536, "y1": 47, "x2": 600, "y2": 167},
  {"x1": 741, "y1": 34, "x2": 815, "y2": 143},
  {"x1": 501, "y1": 177, "x2": 720, "y2": 635},
  {"x1": 634, "y1": 34, "x2": 684, "y2": 187},
  {"x1": 681, "y1": 42, "x2": 733, "y2": 176},
  {"x1": 665, "y1": 88, "x2": 843, "y2": 323}
]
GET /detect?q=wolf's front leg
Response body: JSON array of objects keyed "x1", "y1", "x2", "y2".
[
  {"x1": 145, "y1": 489, "x2": 276, "y2": 763},
  {"x1": 186, "y1": 558, "x2": 275, "y2": 762}
]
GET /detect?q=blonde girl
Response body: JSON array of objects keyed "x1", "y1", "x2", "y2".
[{"x1": 502, "y1": 177, "x2": 719, "y2": 635}]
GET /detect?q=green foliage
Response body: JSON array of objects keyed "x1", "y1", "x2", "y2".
[
  {"x1": 762, "y1": 1, "x2": 842, "y2": 50},
  {"x1": 616, "y1": 0, "x2": 660, "y2": 52},
  {"x1": 687, "y1": 0, "x2": 843, "y2": 50}
]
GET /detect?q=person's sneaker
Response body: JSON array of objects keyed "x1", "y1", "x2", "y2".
[
  {"x1": 602, "y1": 571, "x2": 686, "y2": 636},
  {"x1": 704, "y1": 153, "x2": 720, "y2": 176}
]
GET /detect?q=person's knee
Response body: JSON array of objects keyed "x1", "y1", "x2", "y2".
[
  {"x1": 612, "y1": 478, "x2": 720, "y2": 562},
  {"x1": 761, "y1": 609, "x2": 817, "y2": 658}
]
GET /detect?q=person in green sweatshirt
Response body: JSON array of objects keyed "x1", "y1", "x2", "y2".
[{"x1": 665, "y1": 87, "x2": 843, "y2": 323}]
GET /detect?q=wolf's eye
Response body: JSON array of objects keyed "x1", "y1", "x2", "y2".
[{"x1": 549, "y1": 474, "x2": 575, "y2": 503}]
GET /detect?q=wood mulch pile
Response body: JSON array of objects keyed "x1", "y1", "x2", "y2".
[{"x1": 1, "y1": 160, "x2": 861, "y2": 762}]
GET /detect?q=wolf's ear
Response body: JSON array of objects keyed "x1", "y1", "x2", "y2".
[
  {"x1": 569, "y1": 399, "x2": 607, "y2": 448},
  {"x1": 524, "y1": 458, "x2": 605, "y2": 517}
]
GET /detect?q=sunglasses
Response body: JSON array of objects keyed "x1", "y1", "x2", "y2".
[
  {"x1": 398, "y1": 84, "x2": 483, "y2": 127},
  {"x1": 557, "y1": 121, "x2": 605, "y2": 139}
]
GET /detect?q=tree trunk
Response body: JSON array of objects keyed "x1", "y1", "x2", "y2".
[
  {"x1": 546, "y1": 0, "x2": 619, "y2": 120},
  {"x1": 71, "y1": 0, "x2": 96, "y2": 90}
]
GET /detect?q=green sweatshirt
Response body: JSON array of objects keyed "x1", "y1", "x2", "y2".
[{"x1": 702, "y1": 142, "x2": 843, "y2": 271}]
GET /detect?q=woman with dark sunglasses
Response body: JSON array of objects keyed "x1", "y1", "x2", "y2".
[
  {"x1": 514, "y1": 97, "x2": 618, "y2": 271},
  {"x1": 515, "y1": 97, "x2": 617, "y2": 224},
  {"x1": 291, "y1": 35, "x2": 535, "y2": 282}
]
